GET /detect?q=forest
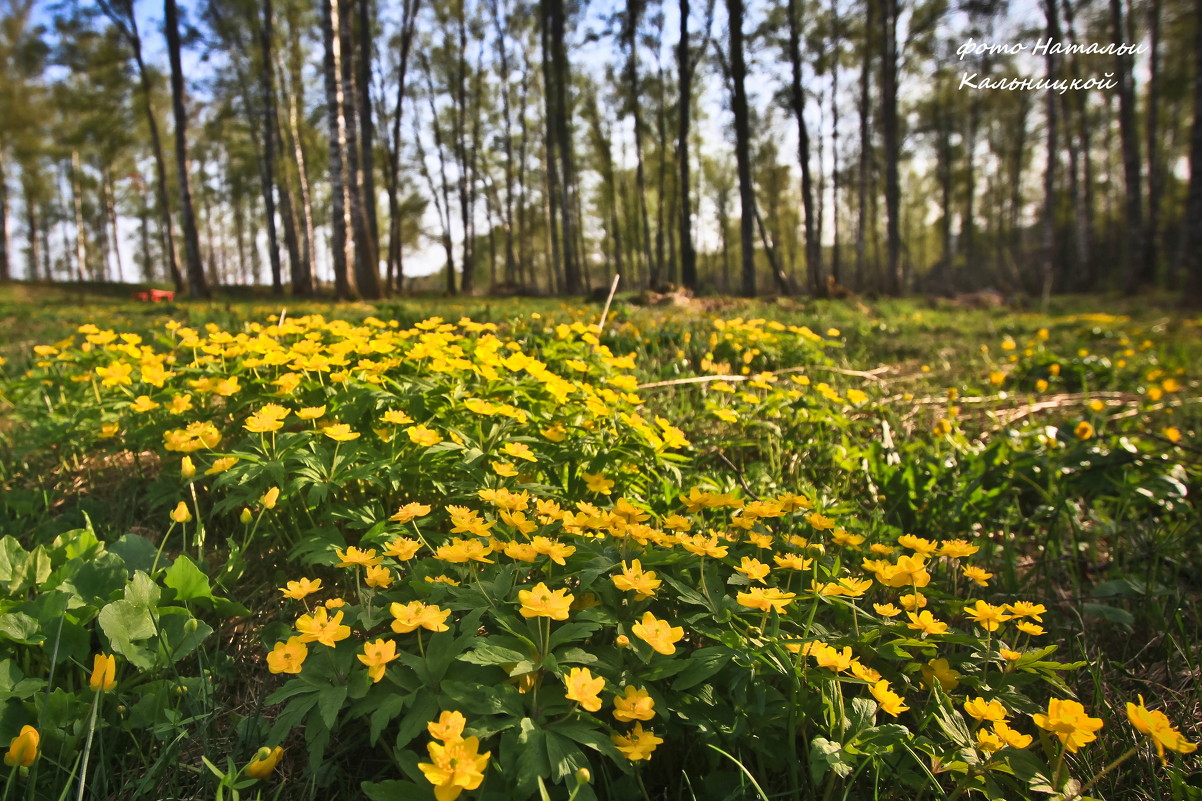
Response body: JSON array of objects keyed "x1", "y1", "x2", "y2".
[{"x1": 1, "y1": 0, "x2": 1201, "y2": 300}]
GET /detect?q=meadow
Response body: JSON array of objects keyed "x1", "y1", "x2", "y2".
[{"x1": 0, "y1": 285, "x2": 1199, "y2": 801}]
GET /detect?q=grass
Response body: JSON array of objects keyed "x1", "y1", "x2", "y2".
[{"x1": 0, "y1": 282, "x2": 1199, "y2": 800}]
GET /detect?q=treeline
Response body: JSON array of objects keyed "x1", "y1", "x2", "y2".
[{"x1": 0, "y1": 0, "x2": 1201, "y2": 299}]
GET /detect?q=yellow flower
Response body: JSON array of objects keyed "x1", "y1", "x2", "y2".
[
  {"x1": 631, "y1": 611, "x2": 684, "y2": 656},
  {"x1": 1016, "y1": 621, "x2": 1045, "y2": 636},
  {"x1": 262, "y1": 486, "x2": 280, "y2": 509},
  {"x1": 384, "y1": 537, "x2": 423, "y2": 560},
  {"x1": 205, "y1": 456, "x2": 238, "y2": 475},
  {"x1": 876, "y1": 554, "x2": 931, "y2": 588},
  {"x1": 407, "y1": 425, "x2": 441, "y2": 447},
  {"x1": 280, "y1": 578, "x2": 322, "y2": 600},
  {"x1": 502, "y1": 442, "x2": 537, "y2": 462},
  {"x1": 808, "y1": 643, "x2": 854, "y2": 672},
  {"x1": 613, "y1": 686, "x2": 655, "y2": 722},
  {"x1": 89, "y1": 653, "x2": 117, "y2": 692},
  {"x1": 963, "y1": 600, "x2": 1011, "y2": 632},
  {"x1": 962, "y1": 565, "x2": 992, "y2": 587},
  {"x1": 938, "y1": 539, "x2": 979, "y2": 559},
  {"x1": 382, "y1": 410, "x2": 414, "y2": 425},
  {"x1": 610, "y1": 722, "x2": 663, "y2": 761},
  {"x1": 390, "y1": 601, "x2": 452, "y2": 634},
  {"x1": 584, "y1": 472, "x2": 614, "y2": 495},
  {"x1": 180, "y1": 456, "x2": 196, "y2": 479},
  {"x1": 357, "y1": 639, "x2": 399, "y2": 683},
  {"x1": 365, "y1": 565, "x2": 394, "y2": 588},
  {"x1": 436, "y1": 538, "x2": 495, "y2": 564},
  {"x1": 611, "y1": 560, "x2": 662, "y2": 600},
  {"x1": 736, "y1": 587, "x2": 797, "y2": 613},
  {"x1": 389, "y1": 503, "x2": 432, "y2": 524},
  {"x1": 428, "y1": 710, "x2": 467, "y2": 743},
  {"x1": 964, "y1": 697, "x2": 1008, "y2": 723},
  {"x1": 130, "y1": 395, "x2": 160, "y2": 413},
  {"x1": 870, "y1": 681, "x2": 909, "y2": 717},
  {"x1": 517, "y1": 583, "x2": 574, "y2": 620},
  {"x1": 1126, "y1": 696, "x2": 1198, "y2": 761},
  {"x1": 873, "y1": 603, "x2": 902, "y2": 618},
  {"x1": 989, "y1": 371, "x2": 1005, "y2": 386},
  {"x1": 1075, "y1": 421, "x2": 1094, "y2": 439},
  {"x1": 335, "y1": 546, "x2": 383, "y2": 569},
  {"x1": 906, "y1": 611, "x2": 948, "y2": 636},
  {"x1": 896, "y1": 534, "x2": 937, "y2": 555},
  {"x1": 245, "y1": 407, "x2": 290, "y2": 433},
  {"x1": 993, "y1": 720, "x2": 1033, "y2": 749},
  {"x1": 295, "y1": 608, "x2": 351, "y2": 647},
  {"x1": 266, "y1": 637, "x2": 308, "y2": 674},
  {"x1": 1033, "y1": 698, "x2": 1104, "y2": 752},
  {"x1": 900, "y1": 592, "x2": 927, "y2": 611},
  {"x1": 921, "y1": 658, "x2": 960, "y2": 692},
  {"x1": 563, "y1": 667, "x2": 605, "y2": 712},
  {"x1": 3, "y1": 726, "x2": 38, "y2": 767},
  {"x1": 297, "y1": 405, "x2": 327, "y2": 420},
  {"x1": 245, "y1": 746, "x2": 284, "y2": 780},
  {"x1": 491, "y1": 461, "x2": 518, "y2": 476},
  {"x1": 1007, "y1": 601, "x2": 1047, "y2": 621},
  {"x1": 322, "y1": 423, "x2": 360, "y2": 442},
  {"x1": 170, "y1": 501, "x2": 192, "y2": 523},
  {"x1": 418, "y1": 735, "x2": 491, "y2": 801},
  {"x1": 1163, "y1": 426, "x2": 1182, "y2": 444},
  {"x1": 734, "y1": 557, "x2": 771, "y2": 583}
]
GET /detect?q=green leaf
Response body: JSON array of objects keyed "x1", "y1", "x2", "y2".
[
  {"x1": 361, "y1": 780, "x2": 423, "y2": 801},
  {"x1": 392, "y1": 693, "x2": 439, "y2": 749},
  {"x1": 671, "y1": 647, "x2": 731, "y2": 691},
  {"x1": 109, "y1": 534, "x2": 159, "y2": 576},
  {"x1": 547, "y1": 621, "x2": 600, "y2": 650},
  {"x1": 809, "y1": 738, "x2": 853, "y2": 782},
  {"x1": 156, "y1": 610, "x2": 212, "y2": 662},
  {"x1": 0, "y1": 537, "x2": 28, "y2": 585},
  {"x1": 0, "y1": 612, "x2": 42, "y2": 645},
  {"x1": 163, "y1": 556, "x2": 213, "y2": 602},
  {"x1": 1082, "y1": 603, "x2": 1135, "y2": 628},
  {"x1": 458, "y1": 643, "x2": 529, "y2": 667},
  {"x1": 544, "y1": 731, "x2": 589, "y2": 782},
  {"x1": 98, "y1": 599, "x2": 156, "y2": 668},
  {"x1": 317, "y1": 684, "x2": 348, "y2": 730}
]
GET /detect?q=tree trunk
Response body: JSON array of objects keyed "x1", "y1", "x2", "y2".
[
  {"x1": 855, "y1": 0, "x2": 873, "y2": 292},
  {"x1": 1111, "y1": 0, "x2": 1146, "y2": 291},
  {"x1": 138, "y1": 184, "x2": 153, "y2": 282},
  {"x1": 384, "y1": 0, "x2": 420, "y2": 292},
  {"x1": 726, "y1": 0, "x2": 756, "y2": 297},
  {"x1": 1144, "y1": 0, "x2": 1162, "y2": 287},
  {"x1": 0, "y1": 149, "x2": 8, "y2": 281},
  {"x1": 1184, "y1": 0, "x2": 1202, "y2": 302},
  {"x1": 1041, "y1": 0, "x2": 1059, "y2": 297},
  {"x1": 260, "y1": 0, "x2": 283, "y2": 295},
  {"x1": 625, "y1": 0, "x2": 654, "y2": 288},
  {"x1": 71, "y1": 151, "x2": 87, "y2": 282},
  {"x1": 546, "y1": 0, "x2": 580, "y2": 293},
  {"x1": 165, "y1": 0, "x2": 209, "y2": 297},
  {"x1": 278, "y1": 46, "x2": 315, "y2": 295},
  {"x1": 357, "y1": 0, "x2": 382, "y2": 297},
  {"x1": 880, "y1": 0, "x2": 901, "y2": 294},
  {"x1": 105, "y1": 169, "x2": 125, "y2": 283},
  {"x1": 342, "y1": 1, "x2": 373, "y2": 296},
  {"x1": 829, "y1": 0, "x2": 841, "y2": 286},
  {"x1": 787, "y1": 0, "x2": 821, "y2": 295},
  {"x1": 677, "y1": 0, "x2": 696, "y2": 290},
  {"x1": 323, "y1": 0, "x2": 355, "y2": 299},
  {"x1": 24, "y1": 180, "x2": 40, "y2": 282}
]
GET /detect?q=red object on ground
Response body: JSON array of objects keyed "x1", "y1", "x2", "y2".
[{"x1": 132, "y1": 289, "x2": 175, "y2": 302}]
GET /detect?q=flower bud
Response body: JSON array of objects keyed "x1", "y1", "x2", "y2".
[
  {"x1": 575, "y1": 768, "x2": 591, "y2": 785},
  {"x1": 181, "y1": 456, "x2": 196, "y2": 479}
]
